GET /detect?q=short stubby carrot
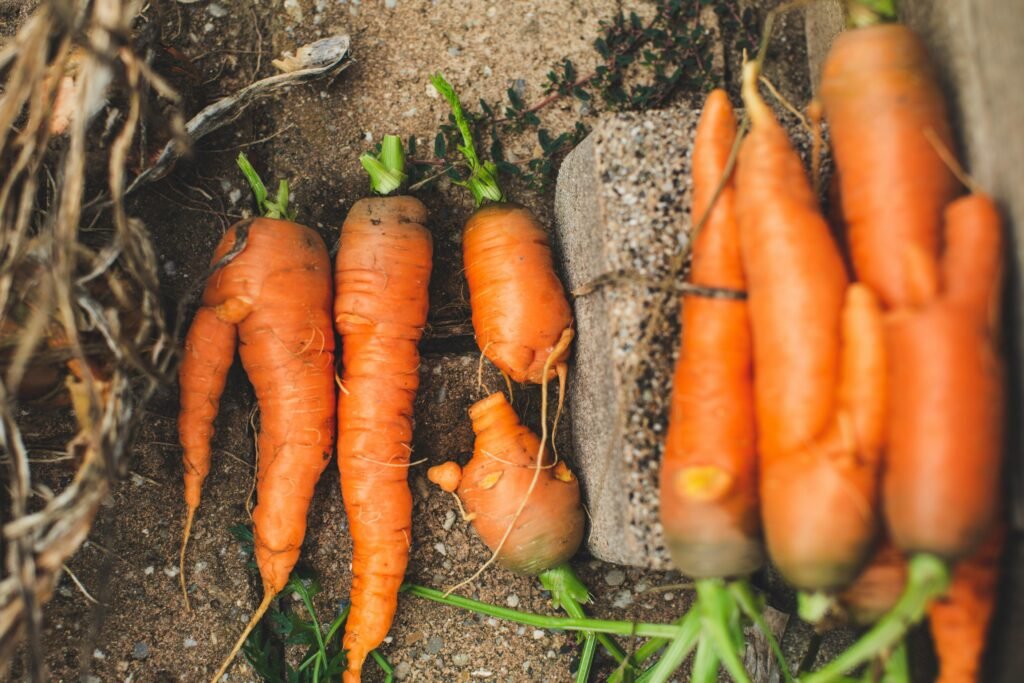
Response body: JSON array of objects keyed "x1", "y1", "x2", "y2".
[
  {"x1": 335, "y1": 192, "x2": 432, "y2": 682},
  {"x1": 464, "y1": 203, "x2": 574, "y2": 384},
  {"x1": 431, "y1": 73, "x2": 573, "y2": 387},
  {"x1": 928, "y1": 523, "x2": 1005, "y2": 683},
  {"x1": 659, "y1": 89, "x2": 760, "y2": 580},
  {"x1": 736, "y1": 59, "x2": 886, "y2": 591},
  {"x1": 429, "y1": 391, "x2": 583, "y2": 574},
  {"x1": 884, "y1": 194, "x2": 1004, "y2": 561},
  {"x1": 819, "y1": 22, "x2": 960, "y2": 308}
]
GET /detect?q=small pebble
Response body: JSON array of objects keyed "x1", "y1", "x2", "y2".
[
  {"x1": 183, "y1": 637, "x2": 198, "y2": 648},
  {"x1": 393, "y1": 661, "x2": 412, "y2": 680},
  {"x1": 433, "y1": 542, "x2": 447, "y2": 556},
  {"x1": 229, "y1": 188, "x2": 242, "y2": 205},
  {"x1": 505, "y1": 594, "x2": 519, "y2": 608},
  {"x1": 471, "y1": 670, "x2": 493, "y2": 678},
  {"x1": 663, "y1": 592, "x2": 675, "y2": 602},
  {"x1": 132, "y1": 642, "x2": 149, "y2": 660},
  {"x1": 453, "y1": 652, "x2": 470, "y2": 666},
  {"x1": 604, "y1": 569, "x2": 626, "y2": 587},
  {"x1": 116, "y1": 661, "x2": 129, "y2": 673},
  {"x1": 442, "y1": 509, "x2": 456, "y2": 531},
  {"x1": 93, "y1": 649, "x2": 106, "y2": 660},
  {"x1": 207, "y1": 3, "x2": 227, "y2": 17},
  {"x1": 448, "y1": 46, "x2": 461, "y2": 57},
  {"x1": 163, "y1": 565, "x2": 179, "y2": 579},
  {"x1": 426, "y1": 635, "x2": 443, "y2": 654},
  {"x1": 485, "y1": 617, "x2": 498, "y2": 627},
  {"x1": 384, "y1": 0, "x2": 397, "y2": 8},
  {"x1": 612, "y1": 590, "x2": 633, "y2": 609},
  {"x1": 532, "y1": 629, "x2": 545, "y2": 640}
]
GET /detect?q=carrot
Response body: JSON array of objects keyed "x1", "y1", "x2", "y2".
[
  {"x1": 835, "y1": 540, "x2": 907, "y2": 626},
  {"x1": 928, "y1": 523, "x2": 1005, "y2": 683},
  {"x1": 884, "y1": 192, "x2": 1004, "y2": 560},
  {"x1": 335, "y1": 135, "x2": 433, "y2": 682},
  {"x1": 659, "y1": 88, "x2": 760, "y2": 580},
  {"x1": 427, "y1": 392, "x2": 630, "y2": 679},
  {"x1": 818, "y1": 11, "x2": 960, "y2": 309},
  {"x1": 430, "y1": 73, "x2": 573, "y2": 388},
  {"x1": 736, "y1": 57, "x2": 886, "y2": 592},
  {"x1": 178, "y1": 154, "x2": 335, "y2": 682},
  {"x1": 657, "y1": 90, "x2": 789, "y2": 683}
]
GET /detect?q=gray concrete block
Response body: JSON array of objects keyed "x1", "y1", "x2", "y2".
[{"x1": 555, "y1": 109, "x2": 703, "y2": 569}]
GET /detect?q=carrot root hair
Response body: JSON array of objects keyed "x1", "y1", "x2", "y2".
[
  {"x1": 210, "y1": 589, "x2": 276, "y2": 683},
  {"x1": 180, "y1": 505, "x2": 196, "y2": 612}
]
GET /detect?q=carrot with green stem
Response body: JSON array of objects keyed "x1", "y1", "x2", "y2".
[
  {"x1": 334, "y1": 135, "x2": 433, "y2": 682},
  {"x1": 658, "y1": 88, "x2": 789, "y2": 683},
  {"x1": 737, "y1": 54, "x2": 886, "y2": 595},
  {"x1": 177, "y1": 153, "x2": 336, "y2": 682},
  {"x1": 427, "y1": 391, "x2": 630, "y2": 681},
  {"x1": 430, "y1": 73, "x2": 573, "y2": 403}
]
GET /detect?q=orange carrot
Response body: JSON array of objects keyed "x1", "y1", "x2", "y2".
[
  {"x1": 835, "y1": 539, "x2": 907, "y2": 626},
  {"x1": 335, "y1": 136, "x2": 433, "y2": 682},
  {"x1": 736, "y1": 58, "x2": 886, "y2": 591},
  {"x1": 818, "y1": 20, "x2": 960, "y2": 309},
  {"x1": 884, "y1": 193, "x2": 1004, "y2": 561},
  {"x1": 429, "y1": 391, "x2": 584, "y2": 575},
  {"x1": 928, "y1": 524, "x2": 1005, "y2": 683},
  {"x1": 180, "y1": 155, "x2": 336, "y2": 682},
  {"x1": 426, "y1": 393, "x2": 630, "y2": 669},
  {"x1": 659, "y1": 88, "x2": 760, "y2": 580},
  {"x1": 431, "y1": 74, "x2": 573, "y2": 388}
]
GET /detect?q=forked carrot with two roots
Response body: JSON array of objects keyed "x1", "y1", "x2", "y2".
[
  {"x1": 334, "y1": 136, "x2": 433, "y2": 681},
  {"x1": 178, "y1": 155, "x2": 336, "y2": 682}
]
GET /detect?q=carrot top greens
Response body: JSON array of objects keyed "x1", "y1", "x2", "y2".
[{"x1": 361, "y1": 134, "x2": 407, "y2": 196}]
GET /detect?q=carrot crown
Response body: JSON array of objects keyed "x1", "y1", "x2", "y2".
[
  {"x1": 430, "y1": 72, "x2": 505, "y2": 207},
  {"x1": 236, "y1": 152, "x2": 296, "y2": 220},
  {"x1": 846, "y1": 0, "x2": 898, "y2": 27},
  {"x1": 360, "y1": 134, "x2": 407, "y2": 196}
]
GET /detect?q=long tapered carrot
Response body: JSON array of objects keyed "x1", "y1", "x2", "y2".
[
  {"x1": 335, "y1": 136, "x2": 433, "y2": 682},
  {"x1": 181, "y1": 155, "x2": 336, "y2": 682},
  {"x1": 818, "y1": 19, "x2": 960, "y2": 309},
  {"x1": 659, "y1": 88, "x2": 760, "y2": 579},
  {"x1": 736, "y1": 58, "x2": 886, "y2": 592},
  {"x1": 928, "y1": 523, "x2": 1005, "y2": 683},
  {"x1": 431, "y1": 73, "x2": 573, "y2": 387}
]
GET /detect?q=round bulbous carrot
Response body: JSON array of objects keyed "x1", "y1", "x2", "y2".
[
  {"x1": 928, "y1": 523, "x2": 1005, "y2": 683},
  {"x1": 181, "y1": 155, "x2": 335, "y2": 682},
  {"x1": 819, "y1": 22, "x2": 960, "y2": 309},
  {"x1": 464, "y1": 203, "x2": 574, "y2": 384},
  {"x1": 884, "y1": 194, "x2": 1004, "y2": 561},
  {"x1": 736, "y1": 59, "x2": 886, "y2": 591},
  {"x1": 431, "y1": 73, "x2": 573, "y2": 386},
  {"x1": 335, "y1": 139, "x2": 433, "y2": 682},
  {"x1": 659, "y1": 89, "x2": 761, "y2": 580},
  {"x1": 433, "y1": 391, "x2": 584, "y2": 574}
]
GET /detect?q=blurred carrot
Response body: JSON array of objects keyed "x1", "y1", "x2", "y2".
[
  {"x1": 186, "y1": 155, "x2": 336, "y2": 682},
  {"x1": 660, "y1": 88, "x2": 761, "y2": 580},
  {"x1": 818, "y1": 15, "x2": 960, "y2": 308},
  {"x1": 736, "y1": 57, "x2": 885, "y2": 592},
  {"x1": 928, "y1": 524, "x2": 1005, "y2": 683}
]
